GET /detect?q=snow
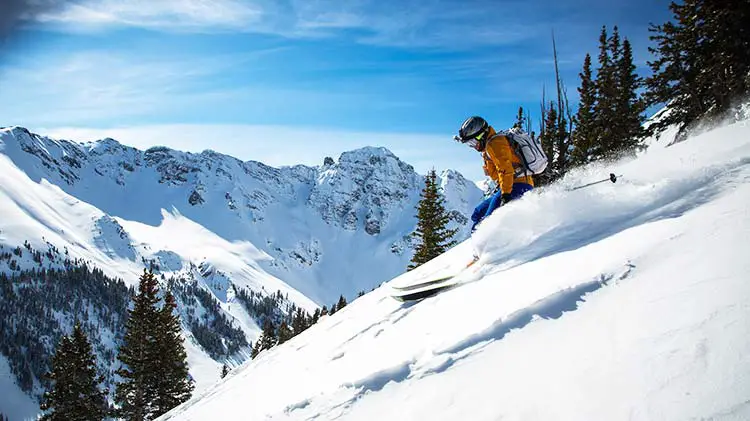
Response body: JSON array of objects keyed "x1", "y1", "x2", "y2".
[
  {"x1": 0, "y1": 356, "x2": 38, "y2": 421},
  {"x1": 159, "y1": 118, "x2": 750, "y2": 421}
]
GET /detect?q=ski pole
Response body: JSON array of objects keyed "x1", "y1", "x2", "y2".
[{"x1": 568, "y1": 173, "x2": 620, "y2": 191}]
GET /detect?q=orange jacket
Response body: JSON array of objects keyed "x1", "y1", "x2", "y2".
[{"x1": 482, "y1": 127, "x2": 534, "y2": 194}]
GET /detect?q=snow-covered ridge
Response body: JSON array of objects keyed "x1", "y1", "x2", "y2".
[
  {"x1": 0, "y1": 124, "x2": 483, "y2": 306},
  {"x1": 0, "y1": 126, "x2": 478, "y2": 240},
  {"x1": 0, "y1": 123, "x2": 482, "y2": 310}
]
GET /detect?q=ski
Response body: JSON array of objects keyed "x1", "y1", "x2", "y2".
[
  {"x1": 390, "y1": 256, "x2": 479, "y2": 302},
  {"x1": 391, "y1": 283, "x2": 458, "y2": 302},
  {"x1": 391, "y1": 275, "x2": 455, "y2": 292}
]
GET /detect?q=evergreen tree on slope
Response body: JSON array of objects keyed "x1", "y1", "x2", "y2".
[
  {"x1": 220, "y1": 364, "x2": 230, "y2": 379},
  {"x1": 614, "y1": 38, "x2": 646, "y2": 153},
  {"x1": 571, "y1": 53, "x2": 597, "y2": 166},
  {"x1": 277, "y1": 321, "x2": 293, "y2": 345},
  {"x1": 251, "y1": 319, "x2": 278, "y2": 358},
  {"x1": 408, "y1": 169, "x2": 457, "y2": 270},
  {"x1": 115, "y1": 269, "x2": 160, "y2": 421},
  {"x1": 646, "y1": 0, "x2": 749, "y2": 140},
  {"x1": 336, "y1": 294, "x2": 347, "y2": 311},
  {"x1": 151, "y1": 291, "x2": 193, "y2": 418},
  {"x1": 40, "y1": 321, "x2": 108, "y2": 421},
  {"x1": 593, "y1": 26, "x2": 619, "y2": 159},
  {"x1": 537, "y1": 101, "x2": 559, "y2": 185}
]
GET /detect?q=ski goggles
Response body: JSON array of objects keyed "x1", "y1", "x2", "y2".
[
  {"x1": 464, "y1": 138, "x2": 480, "y2": 149},
  {"x1": 454, "y1": 129, "x2": 488, "y2": 148}
]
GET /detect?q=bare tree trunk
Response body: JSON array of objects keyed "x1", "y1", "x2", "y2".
[
  {"x1": 525, "y1": 109, "x2": 533, "y2": 135},
  {"x1": 552, "y1": 30, "x2": 565, "y2": 137},
  {"x1": 540, "y1": 84, "x2": 547, "y2": 138}
]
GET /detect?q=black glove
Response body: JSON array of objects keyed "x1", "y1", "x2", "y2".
[{"x1": 500, "y1": 193, "x2": 513, "y2": 205}]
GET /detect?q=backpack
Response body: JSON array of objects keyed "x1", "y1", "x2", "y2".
[{"x1": 496, "y1": 128, "x2": 548, "y2": 176}]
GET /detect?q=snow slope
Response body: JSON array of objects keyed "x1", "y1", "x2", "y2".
[{"x1": 160, "y1": 118, "x2": 750, "y2": 421}]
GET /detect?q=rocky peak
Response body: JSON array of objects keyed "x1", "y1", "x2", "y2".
[{"x1": 309, "y1": 146, "x2": 422, "y2": 235}]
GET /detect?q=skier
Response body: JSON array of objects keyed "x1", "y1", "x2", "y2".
[{"x1": 454, "y1": 116, "x2": 535, "y2": 231}]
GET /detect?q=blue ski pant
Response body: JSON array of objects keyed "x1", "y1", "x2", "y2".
[{"x1": 471, "y1": 182, "x2": 533, "y2": 230}]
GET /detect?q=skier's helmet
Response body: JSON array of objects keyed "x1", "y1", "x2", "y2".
[{"x1": 455, "y1": 116, "x2": 489, "y2": 149}]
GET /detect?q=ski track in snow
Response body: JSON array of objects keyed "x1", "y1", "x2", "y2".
[{"x1": 159, "y1": 118, "x2": 750, "y2": 421}]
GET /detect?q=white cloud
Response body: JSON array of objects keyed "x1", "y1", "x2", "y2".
[
  {"x1": 34, "y1": 0, "x2": 262, "y2": 32},
  {"x1": 0, "y1": 48, "x2": 289, "y2": 125},
  {"x1": 28, "y1": 0, "x2": 545, "y2": 50},
  {"x1": 37, "y1": 123, "x2": 485, "y2": 181}
]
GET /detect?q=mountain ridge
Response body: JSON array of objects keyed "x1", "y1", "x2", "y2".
[{"x1": 0, "y1": 125, "x2": 483, "y2": 417}]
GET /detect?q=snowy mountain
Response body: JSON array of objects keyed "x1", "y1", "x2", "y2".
[
  {"x1": 157, "y1": 117, "x2": 750, "y2": 420},
  {"x1": 0, "y1": 127, "x2": 481, "y2": 304},
  {"x1": 0, "y1": 126, "x2": 483, "y2": 419}
]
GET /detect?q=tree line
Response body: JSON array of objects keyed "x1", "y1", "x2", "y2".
[
  {"x1": 406, "y1": 0, "x2": 749, "y2": 267},
  {"x1": 537, "y1": 0, "x2": 749, "y2": 184},
  {"x1": 0, "y1": 240, "x2": 254, "y2": 420},
  {"x1": 1, "y1": 239, "x2": 364, "y2": 420},
  {"x1": 40, "y1": 269, "x2": 366, "y2": 419},
  {"x1": 39, "y1": 270, "x2": 193, "y2": 421},
  {"x1": 236, "y1": 287, "x2": 353, "y2": 360}
]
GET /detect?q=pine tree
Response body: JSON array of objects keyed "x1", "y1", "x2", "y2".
[
  {"x1": 408, "y1": 169, "x2": 457, "y2": 270},
  {"x1": 291, "y1": 307, "x2": 308, "y2": 336},
  {"x1": 251, "y1": 319, "x2": 277, "y2": 358},
  {"x1": 646, "y1": 0, "x2": 750, "y2": 140},
  {"x1": 336, "y1": 295, "x2": 347, "y2": 311},
  {"x1": 312, "y1": 308, "x2": 321, "y2": 324},
  {"x1": 512, "y1": 106, "x2": 533, "y2": 133},
  {"x1": 571, "y1": 53, "x2": 597, "y2": 166},
  {"x1": 615, "y1": 38, "x2": 646, "y2": 153},
  {"x1": 593, "y1": 26, "x2": 619, "y2": 159},
  {"x1": 537, "y1": 101, "x2": 559, "y2": 185},
  {"x1": 40, "y1": 321, "x2": 108, "y2": 421},
  {"x1": 261, "y1": 319, "x2": 277, "y2": 349},
  {"x1": 251, "y1": 340, "x2": 261, "y2": 359},
  {"x1": 608, "y1": 27, "x2": 623, "y2": 75},
  {"x1": 277, "y1": 321, "x2": 293, "y2": 345},
  {"x1": 708, "y1": 0, "x2": 750, "y2": 109},
  {"x1": 116, "y1": 269, "x2": 160, "y2": 421},
  {"x1": 151, "y1": 291, "x2": 193, "y2": 418},
  {"x1": 555, "y1": 97, "x2": 570, "y2": 177},
  {"x1": 608, "y1": 26, "x2": 624, "y2": 152},
  {"x1": 513, "y1": 106, "x2": 525, "y2": 129}
]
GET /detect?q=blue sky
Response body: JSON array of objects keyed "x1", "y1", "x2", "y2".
[{"x1": 0, "y1": 0, "x2": 671, "y2": 181}]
